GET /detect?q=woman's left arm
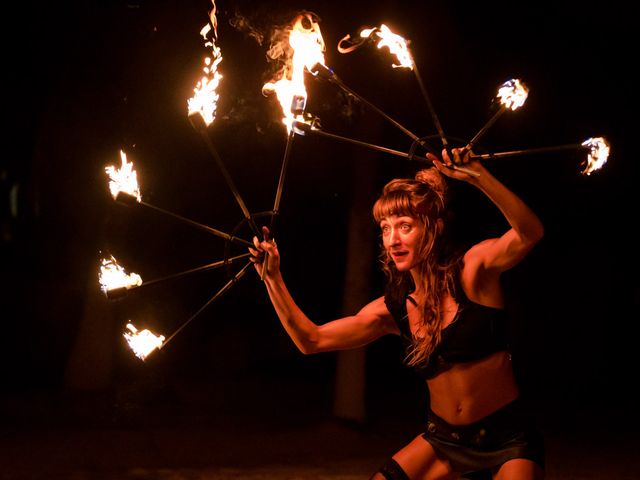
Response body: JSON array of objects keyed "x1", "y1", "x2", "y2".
[{"x1": 428, "y1": 149, "x2": 544, "y2": 272}]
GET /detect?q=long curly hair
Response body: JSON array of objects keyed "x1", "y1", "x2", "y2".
[{"x1": 373, "y1": 168, "x2": 461, "y2": 367}]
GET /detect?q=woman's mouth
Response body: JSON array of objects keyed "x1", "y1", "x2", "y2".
[{"x1": 391, "y1": 251, "x2": 408, "y2": 260}]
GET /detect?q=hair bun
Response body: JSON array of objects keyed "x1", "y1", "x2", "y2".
[{"x1": 415, "y1": 167, "x2": 446, "y2": 194}]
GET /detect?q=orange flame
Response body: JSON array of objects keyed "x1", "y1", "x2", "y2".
[
  {"x1": 123, "y1": 322, "x2": 165, "y2": 361},
  {"x1": 581, "y1": 137, "x2": 610, "y2": 175},
  {"x1": 105, "y1": 150, "x2": 141, "y2": 202},
  {"x1": 188, "y1": 1, "x2": 223, "y2": 126},
  {"x1": 99, "y1": 255, "x2": 142, "y2": 294},
  {"x1": 262, "y1": 13, "x2": 326, "y2": 132},
  {"x1": 497, "y1": 79, "x2": 528, "y2": 110},
  {"x1": 361, "y1": 24, "x2": 413, "y2": 69}
]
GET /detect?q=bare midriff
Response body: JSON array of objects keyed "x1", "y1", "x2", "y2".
[{"x1": 426, "y1": 351, "x2": 519, "y2": 425}]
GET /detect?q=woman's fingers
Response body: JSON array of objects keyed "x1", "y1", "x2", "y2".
[
  {"x1": 250, "y1": 228, "x2": 279, "y2": 258},
  {"x1": 457, "y1": 148, "x2": 472, "y2": 164},
  {"x1": 453, "y1": 149, "x2": 461, "y2": 165},
  {"x1": 453, "y1": 147, "x2": 471, "y2": 165},
  {"x1": 249, "y1": 226, "x2": 280, "y2": 277},
  {"x1": 441, "y1": 148, "x2": 452, "y2": 166},
  {"x1": 441, "y1": 147, "x2": 472, "y2": 166}
]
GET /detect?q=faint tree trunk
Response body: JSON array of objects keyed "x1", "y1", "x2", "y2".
[
  {"x1": 65, "y1": 276, "x2": 115, "y2": 390},
  {"x1": 333, "y1": 115, "x2": 381, "y2": 424}
]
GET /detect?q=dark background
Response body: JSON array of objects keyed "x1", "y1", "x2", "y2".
[{"x1": 3, "y1": 0, "x2": 636, "y2": 446}]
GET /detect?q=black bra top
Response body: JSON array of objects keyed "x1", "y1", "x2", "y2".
[{"x1": 384, "y1": 290, "x2": 510, "y2": 379}]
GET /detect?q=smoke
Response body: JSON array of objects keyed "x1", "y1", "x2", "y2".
[
  {"x1": 228, "y1": 9, "x2": 265, "y2": 46},
  {"x1": 225, "y1": 8, "x2": 356, "y2": 127}
]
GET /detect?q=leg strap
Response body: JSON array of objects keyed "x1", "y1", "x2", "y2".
[{"x1": 376, "y1": 458, "x2": 410, "y2": 480}]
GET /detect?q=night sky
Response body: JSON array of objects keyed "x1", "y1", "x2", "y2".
[{"x1": 3, "y1": 0, "x2": 636, "y2": 431}]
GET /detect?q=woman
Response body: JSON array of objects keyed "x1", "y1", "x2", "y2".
[{"x1": 249, "y1": 148, "x2": 545, "y2": 479}]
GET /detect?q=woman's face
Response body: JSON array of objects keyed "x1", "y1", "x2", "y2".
[{"x1": 380, "y1": 215, "x2": 425, "y2": 272}]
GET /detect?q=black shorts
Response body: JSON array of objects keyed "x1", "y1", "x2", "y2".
[{"x1": 421, "y1": 399, "x2": 545, "y2": 476}]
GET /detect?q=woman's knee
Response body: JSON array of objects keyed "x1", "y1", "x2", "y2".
[{"x1": 494, "y1": 458, "x2": 544, "y2": 480}]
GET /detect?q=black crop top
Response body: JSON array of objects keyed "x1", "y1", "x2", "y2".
[{"x1": 384, "y1": 290, "x2": 511, "y2": 379}]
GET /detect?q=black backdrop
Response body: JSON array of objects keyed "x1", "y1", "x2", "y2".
[{"x1": 3, "y1": 0, "x2": 636, "y2": 430}]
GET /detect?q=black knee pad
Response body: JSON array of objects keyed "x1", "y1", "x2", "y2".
[{"x1": 376, "y1": 458, "x2": 410, "y2": 480}]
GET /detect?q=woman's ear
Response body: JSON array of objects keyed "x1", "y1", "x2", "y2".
[{"x1": 436, "y1": 218, "x2": 444, "y2": 234}]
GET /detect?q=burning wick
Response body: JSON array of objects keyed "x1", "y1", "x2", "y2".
[
  {"x1": 497, "y1": 78, "x2": 529, "y2": 111},
  {"x1": 187, "y1": 1, "x2": 223, "y2": 126},
  {"x1": 262, "y1": 12, "x2": 326, "y2": 133},
  {"x1": 581, "y1": 137, "x2": 610, "y2": 175},
  {"x1": 105, "y1": 150, "x2": 141, "y2": 202},
  {"x1": 261, "y1": 12, "x2": 326, "y2": 278},
  {"x1": 464, "y1": 79, "x2": 529, "y2": 152},
  {"x1": 123, "y1": 323, "x2": 165, "y2": 361},
  {"x1": 469, "y1": 136, "x2": 610, "y2": 175},
  {"x1": 105, "y1": 149, "x2": 253, "y2": 247},
  {"x1": 359, "y1": 24, "x2": 413, "y2": 69},
  {"x1": 338, "y1": 24, "x2": 449, "y2": 151},
  {"x1": 186, "y1": 1, "x2": 259, "y2": 236},
  {"x1": 99, "y1": 255, "x2": 142, "y2": 298}
]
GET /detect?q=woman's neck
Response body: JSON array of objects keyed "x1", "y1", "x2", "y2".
[{"x1": 410, "y1": 268, "x2": 425, "y2": 297}]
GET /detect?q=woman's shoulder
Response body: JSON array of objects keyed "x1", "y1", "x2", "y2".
[
  {"x1": 356, "y1": 295, "x2": 393, "y2": 319},
  {"x1": 459, "y1": 240, "x2": 505, "y2": 305},
  {"x1": 460, "y1": 238, "x2": 504, "y2": 275},
  {"x1": 354, "y1": 296, "x2": 400, "y2": 336},
  {"x1": 462, "y1": 238, "x2": 500, "y2": 260}
]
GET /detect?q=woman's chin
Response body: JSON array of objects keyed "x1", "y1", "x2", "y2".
[{"x1": 393, "y1": 261, "x2": 411, "y2": 272}]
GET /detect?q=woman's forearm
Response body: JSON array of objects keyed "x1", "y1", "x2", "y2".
[{"x1": 263, "y1": 272, "x2": 321, "y2": 354}]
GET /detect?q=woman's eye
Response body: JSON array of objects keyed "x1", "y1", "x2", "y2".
[
  {"x1": 381, "y1": 225, "x2": 390, "y2": 234},
  {"x1": 401, "y1": 224, "x2": 411, "y2": 232}
]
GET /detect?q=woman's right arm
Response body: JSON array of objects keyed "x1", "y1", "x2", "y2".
[{"x1": 250, "y1": 228, "x2": 399, "y2": 354}]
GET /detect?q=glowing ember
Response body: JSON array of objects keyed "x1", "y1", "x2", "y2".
[
  {"x1": 262, "y1": 12, "x2": 326, "y2": 132},
  {"x1": 581, "y1": 137, "x2": 610, "y2": 175},
  {"x1": 497, "y1": 79, "x2": 528, "y2": 110},
  {"x1": 123, "y1": 322, "x2": 165, "y2": 361},
  {"x1": 105, "y1": 150, "x2": 141, "y2": 202},
  {"x1": 99, "y1": 255, "x2": 142, "y2": 294},
  {"x1": 360, "y1": 24, "x2": 413, "y2": 69},
  {"x1": 188, "y1": 1, "x2": 223, "y2": 126}
]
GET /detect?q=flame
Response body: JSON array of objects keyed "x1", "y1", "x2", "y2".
[
  {"x1": 262, "y1": 13, "x2": 326, "y2": 132},
  {"x1": 497, "y1": 79, "x2": 528, "y2": 110},
  {"x1": 105, "y1": 150, "x2": 141, "y2": 202},
  {"x1": 360, "y1": 24, "x2": 413, "y2": 69},
  {"x1": 188, "y1": 1, "x2": 223, "y2": 126},
  {"x1": 123, "y1": 323, "x2": 165, "y2": 361},
  {"x1": 581, "y1": 137, "x2": 610, "y2": 175},
  {"x1": 99, "y1": 255, "x2": 142, "y2": 294}
]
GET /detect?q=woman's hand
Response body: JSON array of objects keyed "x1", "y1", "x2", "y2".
[
  {"x1": 249, "y1": 226, "x2": 281, "y2": 279},
  {"x1": 427, "y1": 148, "x2": 484, "y2": 182}
]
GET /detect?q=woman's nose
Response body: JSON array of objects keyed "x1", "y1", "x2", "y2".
[{"x1": 389, "y1": 228, "x2": 401, "y2": 244}]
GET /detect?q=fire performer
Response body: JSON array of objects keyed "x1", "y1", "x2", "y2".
[{"x1": 249, "y1": 148, "x2": 545, "y2": 479}]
